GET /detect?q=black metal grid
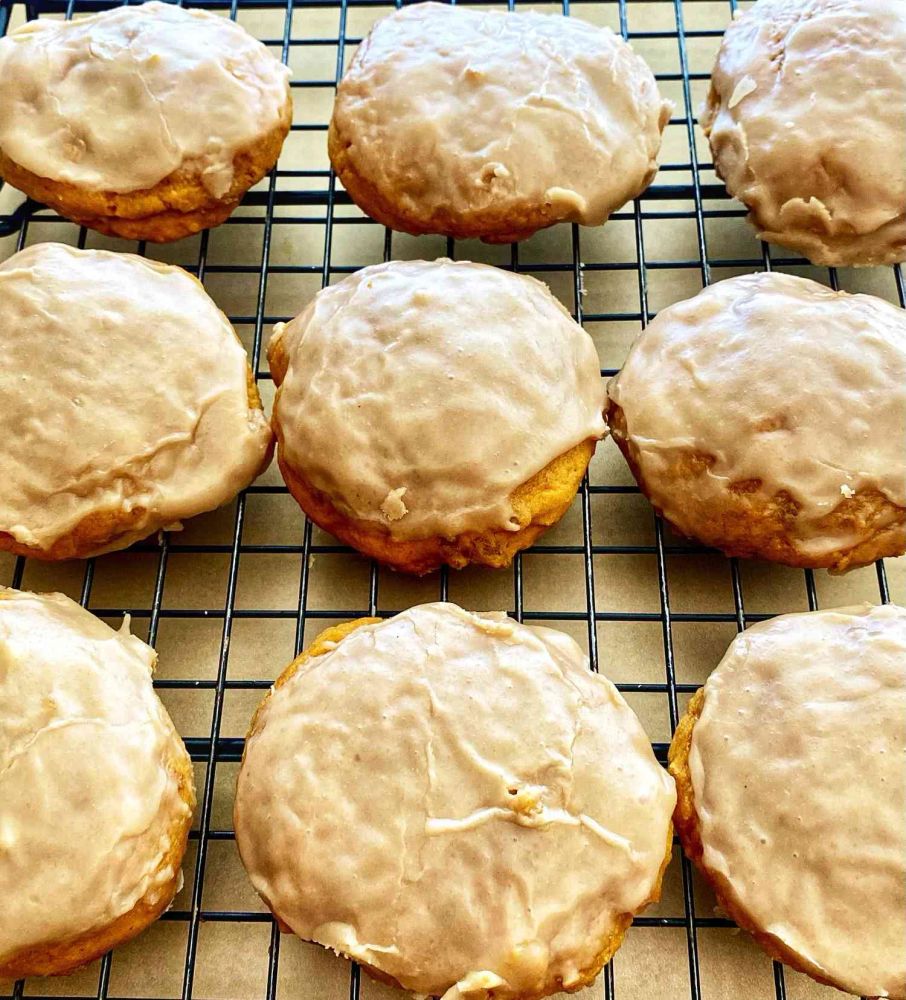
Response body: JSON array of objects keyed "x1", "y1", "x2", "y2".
[{"x1": 0, "y1": 0, "x2": 900, "y2": 998}]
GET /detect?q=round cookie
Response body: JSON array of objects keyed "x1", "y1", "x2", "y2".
[
  {"x1": 668, "y1": 604, "x2": 906, "y2": 999},
  {"x1": 702, "y1": 0, "x2": 906, "y2": 266},
  {"x1": 0, "y1": 242, "x2": 273, "y2": 560},
  {"x1": 329, "y1": 3, "x2": 671, "y2": 243},
  {"x1": 606, "y1": 271, "x2": 906, "y2": 572},
  {"x1": 268, "y1": 259, "x2": 607, "y2": 574},
  {"x1": 0, "y1": 587, "x2": 195, "y2": 979},
  {"x1": 0, "y1": 2, "x2": 292, "y2": 242},
  {"x1": 235, "y1": 602, "x2": 676, "y2": 1000}
]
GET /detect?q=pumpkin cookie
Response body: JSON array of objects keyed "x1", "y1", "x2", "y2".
[
  {"x1": 669, "y1": 604, "x2": 906, "y2": 998},
  {"x1": 329, "y1": 3, "x2": 670, "y2": 243},
  {"x1": 236, "y1": 602, "x2": 676, "y2": 1000},
  {"x1": 703, "y1": 0, "x2": 906, "y2": 266},
  {"x1": 0, "y1": 587, "x2": 195, "y2": 979},
  {"x1": 0, "y1": 2, "x2": 292, "y2": 241},
  {"x1": 0, "y1": 243, "x2": 273, "y2": 560},
  {"x1": 268, "y1": 259, "x2": 606, "y2": 574},
  {"x1": 606, "y1": 272, "x2": 906, "y2": 572}
]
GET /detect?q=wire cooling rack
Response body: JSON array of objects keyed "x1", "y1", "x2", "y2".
[{"x1": 0, "y1": 1, "x2": 902, "y2": 999}]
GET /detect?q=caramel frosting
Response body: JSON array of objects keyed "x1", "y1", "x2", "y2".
[
  {"x1": 689, "y1": 604, "x2": 906, "y2": 999},
  {"x1": 269, "y1": 259, "x2": 607, "y2": 541},
  {"x1": 234, "y1": 602, "x2": 675, "y2": 999},
  {"x1": 702, "y1": 0, "x2": 906, "y2": 266},
  {"x1": 0, "y1": 242, "x2": 272, "y2": 555},
  {"x1": 0, "y1": 587, "x2": 193, "y2": 966},
  {"x1": 331, "y1": 3, "x2": 671, "y2": 229},
  {"x1": 0, "y1": 1, "x2": 291, "y2": 197},
  {"x1": 607, "y1": 271, "x2": 906, "y2": 560}
]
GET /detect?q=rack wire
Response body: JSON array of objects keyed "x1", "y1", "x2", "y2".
[{"x1": 0, "y1": 0, "x2": 902, "y2": 999}]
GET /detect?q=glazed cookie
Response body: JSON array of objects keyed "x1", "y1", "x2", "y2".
[
  {"x1": 0, "y1": 587, "x2": 195, "y2": 979},
  {"x1": 235, "y1": 602, "x2": 676, "y2": 1000},
  {"x1": 703, "y1": 0, "x2": 906, "y2": 266},
  {"x1": 0, "y1": 2, "x2": 292, "y2": 242},
  {"x1": 606, "y1": 272, "x2": 906, "y2": 572},
  {"x1": 329, "y1": 3, "x2": 671, "y2": 242},
  {"x1": 669, "y1": 604, "x2": 906, "y2": 999},
  {"x1": 0, "y1": 242, "x2": 273, "y2": 560},
  {"x1": 268, "y1": 259, "x2": 607, "y2": 574}
]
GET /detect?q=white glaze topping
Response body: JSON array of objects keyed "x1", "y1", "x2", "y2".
[
  {"x1": 689, "y1": 604, "x2": 906, "y2": 999},
  {"x1": 702, "y1": 0, "x2": 906, "y2": 266},
  {"x1": 0, "y1": 242, "x2": 272, "y2": 554},
  {"x1": 235, "y1": 602, "x2": 675, "y2": 999},
  {"x1": 0, "y1": 2, "x2": 291, "y2": 196},
  {"x1": 0, "y1": 588, "x2": 193, "y2": 965},
  {"x1": 331, "y1": 3, "x2": 671, "y2": 229},
  {"x1": 607, "y1": 271, "x2": 906, "y2": 558},
  {"x1": 269, "y1": 259, "x2": 607, "y2": 540}
]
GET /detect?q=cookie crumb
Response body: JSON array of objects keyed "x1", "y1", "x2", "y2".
[{"x1": 381, "y1": 487, "x2": 408, "y2": 521}]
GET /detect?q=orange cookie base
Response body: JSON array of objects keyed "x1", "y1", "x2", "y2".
[
  {"x1": 243, "y1": 618, "x2": 675, "y2": 1000},
  {"x1": 607, "y1": 402, "x2": 905, "y2": 573},
  {"x1": 0, "y1": 99, "x2": 291, "y2": 243},
  {"x1": 276, "y1": 438, "x2": 594, "y2": 576}
]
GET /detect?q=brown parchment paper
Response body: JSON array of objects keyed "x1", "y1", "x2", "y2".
[{"x1": 1, "y1": 2, "x2": 903, "y2": 998}]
